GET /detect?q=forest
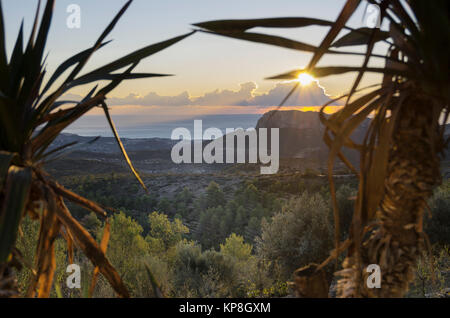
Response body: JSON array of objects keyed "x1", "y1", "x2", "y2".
[{"x1": 16, "y1": 171, "x2": 450, "y2": 297}]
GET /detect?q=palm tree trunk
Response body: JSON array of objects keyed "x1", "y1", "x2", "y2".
[{"x1": 337, "y1": 97, "x2": 444, "y2": 297}]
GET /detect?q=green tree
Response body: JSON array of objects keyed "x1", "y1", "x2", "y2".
[
  {"x1": 220, "y1": 234, "x2": 252, "y2": 261},
  {"x1": 99, "y1": 212, "x2": 150, "y2": 297},
  {"x1": 171, "y1": 241, "x2": 241, "y2": 297},
  {"x1": 204, "y1": 182, "x2": 226, "y2": 209},
  {"x1": 244, "y1": 216, "x2": 261, "y2": 244},
  {"x1": 426, "y1": 181, "x2": 450, "y2": 245},
  {"x1": 80, "y1": 212, "x2": 102, "y2": 236},
  {"x1": 156, "y1": 197, "x2": 173, "y2": 216},
  {"x1": 195, "y1": 206, "x2": 223, "y2": 250},
  {"x1": 146, "y1": 211, "x2": 189, "y2": 251},
  {"x1": 15, "y1": 216, "x2": 39, "y2": 294},
  {"x1": 256, "y1": 192, "x2": 333, "y2": 280}
]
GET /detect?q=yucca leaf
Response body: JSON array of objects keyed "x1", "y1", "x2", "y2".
[
  {"x1": 36, "y1": 0, "x2": 134, "y2": 110},
  {"x1": 9, "y1": 20, "x2": 24, "y2": 69},
  {"x1": 266, "y1": 66, "x2": 405, "y2": 80},
  {"x1": 388, "y1": 22, "x2": 416, "y2": 60},
  {"x1": 48, "y1": 178, "x2": 107, "y2": 218},
  {"x1": 8, "y1": 21, "x2": 24, "y2": 97},
  {"x1": 331, "y1": 27, "x2": 390, "y2": 47},
  {"x1": 201, "y1": 30, "x2": 318, "y2": 52},
  {"x1": 46, "y1": 85, "x2": 98, "y2": 114},
  {"x1": 0, "y1": 151, "x2": 16, "y2": 188},
  {"x1": 325, "y1": 96, "x2": 382, "y2": 256},
  {"x1": 96, "y1": 0, "x2": 133, "y2": 45},
  {"x1": 193, "y1": 17, "x2": 335, "y2": 32},
  {"x1": 32, "y1": 95, "x2": 105, "y2": 153},
  {"x1": 36, "y1": 106, "x2": 79, "y2": 125},
  {"x1": 37, "y1": 140, "x2": 78, "y2": 161},
  {"x1": 39, "y1": 136, "x2": 100, "y2": 164},
  {"x1": 277, "y1": 82, "x2": 299, "y2": 108},
  {"x1": 0, "y1": 0, "x2": 197, "y2": 298},
  {"x1": 204, "y1": 29, "x2": 395, "y2": 60},
  {"x1": 0, "y1": 166, "x2": 32, "y2": 263},
  {"x1": 40, "y1": 40, "x2": 111, "y2": 96},
  {"x1": 389, "y1": 0, "x2": 420, "y2": 39},
  {"x1": 18, "y1": 0, "x2": 54, "y2": 114},
  {"x1": 144, "y1": 262, "x2": 164, "y2": 298},
  {"x1": 345, "y1": 27, "x2": 380, "y2": 106},
  {"x1": 80, "y1": 84, "x2": 99, "y2": 102},
  {"x1": 47, "y1": 100, "x2": 79, "y2": 110},
  {"x1": 0, "y1": 1, "x2": 7, "y2": 88},
  {"x1": 81, "y1": 31, "x2": 194, "y2": 78},
  {"x1": 363, "y1": 96, "x2": 399, "y2": 222},
  {"x1": 25, "y1": 0, "x2": 41, "y2": 50},
  {"x1": 327, "y1": 96, "x2": 383, "y2": 167},
  {"x1": 0, "y1": 98, "x2": 19, "y2": 150},
  {"x1": 329, "y1": 88, "x2": 384, "y2": 127},
  {"x1": 63, "y1": 0, "x2": 133, "y2": 84},
  {"x1": 322, "y1": 131, "x2": 359, "y2": 174},
  {"x1": 33, "y1": 0, "x2": 54, "y2": 66},
  {"x1": 306, "y1": 0, "x2": 360, "y2": 70},
  {"x1": 33, "y1": 85, "x2": 66, "y2": 123},
  {"x1": 101, "y1": 102, "x2": 148, "y2": 192},
  {"x1": 35, "y1": 29, "x2": 193, "y2": 136},
  {"x1": 89, "y1": 220, "x2": 110, "y2": 298},
  {"x1": 97, "y1": 62, "x2": 138, "y2": 97},
  {"x1": 60, "y1": 226, "x2": 74, "y2": 264},
  {"x1": 56, "y1": 199, "x2": 130, "y2": 298},
  {"x1": 26, "y1": 185, "x2": 60, "y2": 298},
  {"x1": 34, "y1": 191, "x2": 60, "y2": 298},
  {"x1": 69, "y1": 72, "x2": 171, "y2": 89}
]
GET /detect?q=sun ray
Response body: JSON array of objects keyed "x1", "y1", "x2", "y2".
[{"x1": 296, "y1": 73, "x2": 315, "y2": 86}]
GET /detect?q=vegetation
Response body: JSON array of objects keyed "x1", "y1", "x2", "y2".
[
  {"x1": 0, "y1": 0, "x2": 192, "y2": 297},
  {"x1": 14, "y1": 173, "x2": 449, "y2": 297},
  {"x1": 195, "y1": 0, "x2": 449, "y2": 297}
]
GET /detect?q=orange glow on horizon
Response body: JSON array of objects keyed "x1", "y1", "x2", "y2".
[{"x1": 261, "y1": 105, "x2": 342, "y2": 114}]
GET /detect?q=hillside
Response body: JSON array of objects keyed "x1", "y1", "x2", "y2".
[{"x1": 256, "y1": 110, "x2": 450, "y2": 171}]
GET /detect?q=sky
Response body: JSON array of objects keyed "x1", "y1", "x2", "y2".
[{"x1": 3, "y1": 0, "x2": 388, "y2": 122}]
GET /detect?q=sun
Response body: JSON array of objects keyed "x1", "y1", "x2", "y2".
[{"x1": 296, "y1": 72, "x2": 315, "y2": 86}]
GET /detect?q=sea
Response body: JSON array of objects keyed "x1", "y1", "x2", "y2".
[{"x1": 63, "y1": 114, "x2": 261, "y2": 139}]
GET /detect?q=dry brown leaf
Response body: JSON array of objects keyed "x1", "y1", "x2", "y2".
[
  {"x1": 88, "y1": 220, "x2": 111, "y2": 297},
  {"x1": 55, "y1": 198, "x2": 129, "y2": 298}
]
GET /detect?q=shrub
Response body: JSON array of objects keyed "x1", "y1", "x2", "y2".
[
  {"x1": 220, "y1": 233, "x2": 252, "y2": 261},
  {"x1": 256, "y1": 192, "x2": 333, "y2": 280},
  {"x1": 425, "y1": 181, "x2": 450, "y2": 245},
  {"x1": 147, "y1": 211, "x2": 189, "y2": 251}
]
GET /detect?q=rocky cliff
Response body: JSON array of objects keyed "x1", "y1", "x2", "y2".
[
  {"x1": 256, "y1": 110, "x2": 450, "y2": 171},
  {"x1": 256, "y1": 110, "x2": 369, "y2": 170}
]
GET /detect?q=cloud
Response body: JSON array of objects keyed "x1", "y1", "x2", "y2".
[
  {"x1": 107, "y1": 91, "x2": 191, "y2": 106},
  {"x1": 240, "y1": 81, "x2": 336, "y2": 106},
  {"x1": 192, "y1": 82, "x2": 256, "y2": 106},
  {"x1": 62, "y1": 81, "x2": 339, "y2": 107}
]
